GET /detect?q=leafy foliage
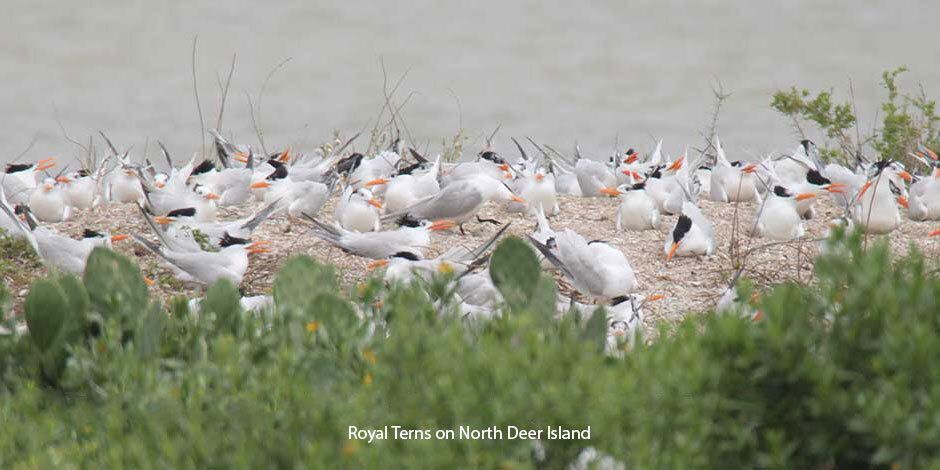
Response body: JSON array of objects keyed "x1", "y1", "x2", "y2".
[
  {"x1": 1, "y1": 234, "x2": 940, "y2": 467},
  {"x1": 771, "y1": 67, "x2": 938, "y2": 165}
]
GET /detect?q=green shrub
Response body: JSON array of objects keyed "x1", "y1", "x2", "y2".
[{"x1": 0, "y1": 233, "x2": 939, "y2": 468}]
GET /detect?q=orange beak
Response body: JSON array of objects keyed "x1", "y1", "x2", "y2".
[
  {"x1": 535, "y1": 173, "x2": 545, "y2": 182},
  {"x1": 247, "y1": 240, "x2": 271, "y2": 254},
  {"x1": 898, "y1": 170, "x2": 913, "y2": 182},
  {"x1": 234, "y1": 151, "x2": 249, "y2": 163},
  {"x1": 498, "y1": 164, "x2": 510, "y2": 172},
  {"x1": 752, "y1": 310, "x2": 763, "y2": 322},
  {"x1": 666, "y1": 242, "x2": 680, "y2": 261},
  {"x1": 204, "y1": 192, "x2": 221, "y2": 200},
  {"x1": 429, "y1": 220, "x2": 456, "y2": 231},
  {"x1": 35, "y1": 157, "x2": 56, "y2": 172},
  {"x1": 926, "y1": 148, "x2": 939, "y2": 161},
  {"x1": 155, "y1": 182, "x2": 166, "y2": 189},
  {"x1": 667, "y1": 157, "x2": 684, "y2": 172},
  {"x1": 856, "y1": 180, "x2": 873, "y2": 201},
  {"x1": 144, "y1": 277, "x2": 156, "y2": 287},
  {"x1": 511, "y1": 195, "x2": 526, "y2": 204},
  {"x1": 55, "y1": 176, "x2": 71, "y2": 184},
  {"x1": 742, "y1": 164, "x2": 758, "y2": 174},
  {"x1": 110, "y1": 234, "x2": 129, "y2": 243},
  {"x1": 278, "y1": 147, "x2": 292, "y2": 163},
  {"x1": 250, "y1": 181, "x2": 271, "y2": 190},
  {"x1": 502, "y1": 172, "x2": 514, "y2": 180},
  {"x1": 367, "y1": 198, "x2": 383, "y2": 209},
  {"x1": 43, "y1": 184, "x2": 54, "y2": 191},
  {"x1": 599, "y1": 187, "x2": 621, "y2": 197},
  {"x1": 897, "y1": 196, "x2": 909, "y2": 209},
  {"x1": 645, "y1": 294, "x2": 665, "y2": 302},
  {"x1": 364, "y1": 178, "x2": 389, "y2": 187},
  {"x1": 366, "y1": 259, "x2": 390, "y2": 271},
  {"x1": 625, "y1": 154, "x2": 638, "y2": 164},
  {"x1": 929, "y1": 229, "x2": 940, "y2": 237},
  {"x1": 154, "y1": 216, "x2": 174, "y2": 225},
  {"x1": 795, "y1": 193, "x2": 817, "y2": 201}
]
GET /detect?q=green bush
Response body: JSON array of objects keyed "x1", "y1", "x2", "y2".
[{"x1": 0, "y1": 233, "x2": 939, "y2": 468}]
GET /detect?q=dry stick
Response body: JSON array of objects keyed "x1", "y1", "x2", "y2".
[
  {"x1": 191, "y1": 36, "x2": 206, "y2": 158},
  {"x1": 253, "y1": 58, "x2": 293, "y2": 156},
  {"x1": 215, "y1": 53, "x2": 237, "y2": 133}
]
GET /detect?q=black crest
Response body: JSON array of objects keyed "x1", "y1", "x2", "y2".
[
  {"x1": 630, "y1": 182, "x2": 646, "y2": 191},
  {"x1": 396, "y1": 161, "x2": 423, "y2": 176},
  {"x1": 266, "y1": 164, "x2": 289, "y2": 181},
  {"x1": 335, "y1": 153, "x2": 364, "y2": 175},
  {"x1": 5, "y1": 163, "x2": 31, "y2": 173},
  {"x1": 610, "y1": 295, "x2": 631, "y2": 306},
  {"x1": 167, "y1": 207, "x2": 197, "y2": 218},
  {"x1": 219, "y1": 232, "x2": 251, "y2": 247},
  {"x1": 391, "y1": 251, "x2": 420, "y2": 261},
  {"x1": 625, "y1": 148, "x2": 636, "y2": 155},
  {"x1": 805, "y1": 169, "x2": 831, "y2": 186},
  {"x1": 647, "y1": 165, "x2": 663, "y2": 179},
  {"x1": 77, "y1": 169, "x2": 91, "y2": 177},
  {"x1": 82, "y1": 229, "x2": 104, "y2": 238},
  {"x1": 13, "y1": 204, "x2": 28, "y2": 215},
  {"x1": 479, "y1": 151, "x2": 507, "y2": 166},
  {"x1": 397, "y1": 214, "x2": 422, "y2": 228},
  {"x1": 773, "y1": 186, "x2": 790, "y2": 198},
  {"x1": 191, "y1": 159, "x2": 216, "y2": 176},
  {"x1": 587, "y1": 239, "x2": 608, "y2": 245},
  {"x1": 672, "y1": 215, "x2": 692, "y2": 243}
]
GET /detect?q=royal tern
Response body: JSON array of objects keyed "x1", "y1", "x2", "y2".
[
  {"x1": 2, "y1": 158, "x2": 56, "y2": 204},
  {"x1": 364, "y1": 156, "x2": 441, "y2": 214},
  {"x1": 665, "y1": 200, "x2": 716, "y2": 260},
  {"x1": 600, "y1": 182, "x2": 660, "y2": 231},
  {"x1": 144, "y1": 200, "x2": 280, "y2": 252},
  {"x1": 852, "y1": 162, "x2": 912, "y2": 234},
  {"x1": 132, "y1": 233, "x2": 270, "y2": 286},
  {"x1": 528, "y1": 229, "x2": 638, "y2": 300},
  {"x1": 752, "y1": 185, "x2": 817, "y2": 241},
  {"x1": 709, "y1": 138, "x2": 761, "y2": 203},
  {"x1": 0, "y1": 203, "x2": 128, "y2": 273},
  {"x1": 29, "y1": 177, "x2": 71, "y2": 222},
  {"x1": 59, "y1": 169, "x2": 98, "y2": 210},
  {"x1": 388, "y1": 173, "x2": 524, "y2": 233},
  {"x1": 908, "y1": 166, "x2": 940, "y2": 221},
  {"x1": 335, "y1": 186, "x2": 383, "y2": 232},
  {"x1": 306, "y1": 216, "x2": 456, "y2": 260}
]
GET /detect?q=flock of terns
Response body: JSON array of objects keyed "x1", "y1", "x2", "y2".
[{"x1": 2, "y1": 131, "x2": 939, "y2": 351}]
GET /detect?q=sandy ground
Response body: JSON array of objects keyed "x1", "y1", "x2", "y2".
[{"x1": 4, "y1": 193, "x2": 940, "y2": 331}]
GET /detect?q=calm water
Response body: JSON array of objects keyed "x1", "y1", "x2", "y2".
[{"x1": 1, "y1": 1, "x2": 938, "y2": 164}]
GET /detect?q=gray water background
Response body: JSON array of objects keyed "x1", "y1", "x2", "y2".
[{"x1": 1, "y1": 0, "x2": 938, "y2": 163}]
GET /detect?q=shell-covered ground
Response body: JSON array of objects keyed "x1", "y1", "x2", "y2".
[{"x1": 4, "y1": 191, "x2": 940, "y2": 332}]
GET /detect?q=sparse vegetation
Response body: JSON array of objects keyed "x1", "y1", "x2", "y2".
[{"x1": 771, "y1": 67, "x2": 939, "y2": 165}]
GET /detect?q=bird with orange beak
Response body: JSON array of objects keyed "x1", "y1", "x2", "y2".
[
  {"x1": 664, "y1": 200, "x2": 716, "y2": 261},
  {"x1": 335, "y1": 186, "x2": 383, "y2": 232},
  {"x1": 2, "y1": 157, "x2": 57, "y2": 204},
  {"x1": 0, "y1": 201, "x2": 130, "y2": 273},
  {"x1": 752, "y1": 185, "x2": 819, "y2": 241},
  {"x1": 306, "y1": 216, "x2": 456, "y2": 260},
  {"x1": 386, "y1": 173, "x2": 524, "y2": 234},
  {"x1": 367, "y1": 156, "x2": 442, "y2": 215},
  {"x1": 28, "y1": 177, "x2": 71, "y2": 222},
  {"x1": 602, "y1": 182, "x2": 660, "y2": 231},
  {"x1": 851, "y1": 161, "x2": 910, "y2": 234},
  {"x1": 131, "y1": 232, "x2": 270, "y2": 286},
  {"x1": 709, "y1": 137, "x2": 762, "y2": 203},
  {"x1": 908, "y1": 162, "x2": 940, "y2": 221},
  {"x1": 59, "y1": 169, "x2": 98, "y2": 210}
]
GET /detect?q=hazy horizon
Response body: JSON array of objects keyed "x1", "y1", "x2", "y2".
[{"x1": 2, "y1": 1, "x2": 938, "y2": 164}]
